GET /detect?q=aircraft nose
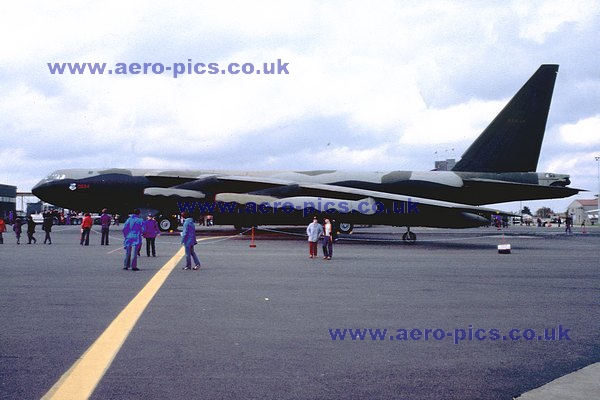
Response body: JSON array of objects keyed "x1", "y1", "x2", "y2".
[
  {"x1": 32, "y1": 180, "x2": 60, "y2": 204},
  {"x1": 31, "y1": 180, "x2": 48, "y2": 199}
]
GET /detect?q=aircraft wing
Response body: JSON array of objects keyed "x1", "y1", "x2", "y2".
[
  {"x1": 142, "y1": 173, "x2": 506, "y2": 214},
  {"x1": 213, "y1": 176, "x2": 505, "y2": 216},
  {"x1": 141, "y1": 173, "x2": 514, "y2": 230}
]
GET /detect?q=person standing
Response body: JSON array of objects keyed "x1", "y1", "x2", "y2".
[
  {"x1": 42, "y1": 212, "x2": 53, "y2": 244},
  {"x1": 181, "y1": 212, "x2": 200, "y2": 270},
  {"x1": 143, "y1": 214, "x2": 160, "y2": 257},
  {"x1": 13, "y1": 218, "x2": 22, "y2": 244},
  {"x1": 123, "y1": 209, "x2": 143, "y2": 271},
  {"x1": 322, "y1": 218, "x2": 333, "y2": 260},
  {"x1": 80, "y1": 213, "x2": 93, "y2": 245},
  {"x1": 0, "y1": 217, "x2": 6, "y2": 244},
  {"x1": 26, "y1": 215, "x2": 37, "y2": 244},
  {"x1": 100, "y1": 208, "x2": 112, "y2": 245},
  {"x1": 330, "y1": 219, "x2": 338, "y2": 242},
  {"x1": 565, "y1": 215, "x2": 573, "y2": 235},
  {"x1": 306, "y1": 217, "x2": 323, "y2": 258}
]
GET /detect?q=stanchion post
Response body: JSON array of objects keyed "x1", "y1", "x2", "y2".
[{"x1": 249, "y1": 226, "x2": 257, "y2": 248}]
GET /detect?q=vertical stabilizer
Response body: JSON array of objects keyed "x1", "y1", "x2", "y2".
[{"x1": 452, "y1": 64, "x2": 558, "y2": 172}]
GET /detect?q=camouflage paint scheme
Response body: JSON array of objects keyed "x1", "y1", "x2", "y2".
[{"x1": 31, "y1": 65, "x2": 580, "y2": 236}]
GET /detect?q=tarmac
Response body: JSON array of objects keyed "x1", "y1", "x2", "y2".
[{"x1": 0, "y1": 224, "x2": 598, "y2": 399}]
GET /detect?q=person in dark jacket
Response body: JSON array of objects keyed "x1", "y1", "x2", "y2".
[
  {"x1": 42, "y1": 212, "x2": 53, "y2": 244},
  {"x1": 143, "y1": 214, "x2": 160, "y2": 257},
  {"x1": 100, "y1": 208, "x2": 112, "y2": 245},
  {"x1": 27, "y1": 215, "x2": 37, "y2": 244}
]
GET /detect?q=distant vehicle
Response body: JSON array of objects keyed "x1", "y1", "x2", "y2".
[
  {"x1": 63, "y1": 213, "x2": 102, "y2": 225},
  {"x1": 30, "y1": 213, "x2": 44, "y2": 225}
]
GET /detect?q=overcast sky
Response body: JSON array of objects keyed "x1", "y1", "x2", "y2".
[{"x1": 1, "y1": 0, "x2": 599, "y2": 214}]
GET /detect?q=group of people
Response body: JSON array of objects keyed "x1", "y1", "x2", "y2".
[
  {"x1": 1, "y1": 208, "x2": 203, "y2": 272},
  {"x1": 306, "y1": 216, "x2": 334, "y2": 260},
  {"x1": 0, "y1": 214, "x2": 43, "y2": 245},
  {"x1": 120, "y1": 209, "x2": 161, "y2": 271},
  {"x1": 78, "y1": 209, "x2": 119, "y2": 246},
  {"x1": 75, "y1": 208, "x2": 160, "y2": 256},
  {"x1": 121, "y1": 210, "x2": 200, "y2": 271},
  {"x1": 2, "y1": 210, "x2": 335, "y2": 267}
]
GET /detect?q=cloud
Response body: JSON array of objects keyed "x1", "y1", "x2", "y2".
[
  {"x1": 399, "y1": 99, "x2": 506, "y2": 145},
  {"x1": 558, "y1": 115, "x2": 600, "y2": 146},
  {"x1": 513, "y1": 0, "x2": 600, "y2": 43}
]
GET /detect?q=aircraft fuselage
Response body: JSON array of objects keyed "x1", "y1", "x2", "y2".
[{"x1": 31, "y1": 168, "x2": 577, "y2": 231}]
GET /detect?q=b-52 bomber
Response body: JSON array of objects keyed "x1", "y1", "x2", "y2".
[{"x1": 32, "y1": 64, "x2": 580, "y2": 242}]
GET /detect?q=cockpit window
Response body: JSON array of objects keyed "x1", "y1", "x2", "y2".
[{"x1": 45, "y1": 173, "x2": 67, "y2": 181}]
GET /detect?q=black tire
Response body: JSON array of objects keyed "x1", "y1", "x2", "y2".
[
  {"x1": 158, "y1": 216, "x2": 177, "y2": 232},
  {"x1": 337, "y1": 222, "x2": 354, "y2": 234},
  {"x1": 402, "y1": 231, "x2": 417, "y2": 243}
]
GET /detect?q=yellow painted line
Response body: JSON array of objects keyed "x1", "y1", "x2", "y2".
[{"x1": 41, "y1": 239, "x2": 211, "y2": 400}]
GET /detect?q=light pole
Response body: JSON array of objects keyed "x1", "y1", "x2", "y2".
[{"x1": 596, "y1": 156, "x2": 600, "y2": 227}]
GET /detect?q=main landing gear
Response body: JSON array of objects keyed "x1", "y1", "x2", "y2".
[
  {"x1": 157, "y1": 214, "x2": 179, "y2": 232},
  {"x1": 402, "y1": 227, "x2": 416, "y2": 243},
  {"x1": 337, "y1": 222, "x2": 354, "y2": 234}
]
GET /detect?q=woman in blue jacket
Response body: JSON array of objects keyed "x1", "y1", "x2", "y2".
[
  {"x1": 123, "y1": 209, "x2": 143, "y2": 271},
  {"x1": 181, "y1": 212, "x2": 201, "y2": 270}
]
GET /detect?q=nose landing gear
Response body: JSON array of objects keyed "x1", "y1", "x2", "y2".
[{"x1": 402, "y1": 227, "x2": 416, "y2": 243}]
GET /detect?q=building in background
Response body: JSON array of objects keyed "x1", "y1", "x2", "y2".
[
  {"x1": 434, "y1": 159, "x2": 456, "y2": 171},
  {"x1": 0, "y1": 184, "x2": 17, "y2": 220},
  {"x1": 566, "y1": 199, "x2": 598, "y2": 225}
]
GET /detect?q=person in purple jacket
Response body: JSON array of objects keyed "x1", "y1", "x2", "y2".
[
  {"x1": 13, "y1": 218, "x2": 22, "y2": 244},
  {"x1": 100, "y1": 208, "x2": 112, "y2": 246},
  {"x1": 143, "y1": 214, "x2": 160, "y2": 257},
  {"x1": 123, "y1": 209, "x2": 143, "y2": 271},
  {"x1": 180, "y1": 212, "x2": 200, "y2": 270}
]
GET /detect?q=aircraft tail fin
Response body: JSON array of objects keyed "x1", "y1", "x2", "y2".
[{"x1": 452, "y1": 64, "x2": 558, "y2": 173}]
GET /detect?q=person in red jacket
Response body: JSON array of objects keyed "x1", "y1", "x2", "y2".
[
  {"x1": 80, "y1": 213, "x2": 93, "y2": 246},
  {"x1": 0, "y1": 217, "x2": 6, "y2": 244}
]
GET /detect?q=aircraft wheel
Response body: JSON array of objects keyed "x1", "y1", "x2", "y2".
[
  {"x1": 338, "y1": 222, "x2": 354, "y2": 234},
  {"x1": 158, "y1": 215, "x2": 177, "y2": 232},
  {"x1": 402, "y1": 231, "x2": 417, "y2": 243}
]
